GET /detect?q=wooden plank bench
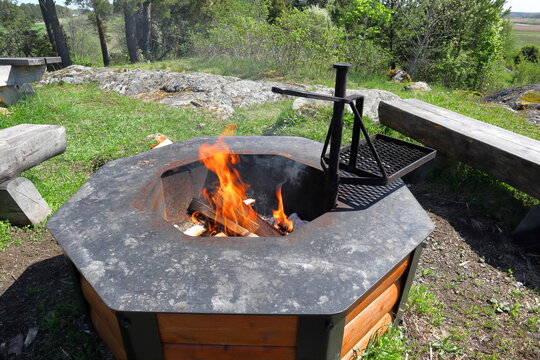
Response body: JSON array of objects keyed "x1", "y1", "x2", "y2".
[
  {"x1": 378, "y1": 98, "x2": 540, "y2": 199},
  {"x1": 0, "y1": 124, "x2": 66, "y2": 226},
  {"x1": 0, "y1": 57, "x2": 61, "y2": 105}
]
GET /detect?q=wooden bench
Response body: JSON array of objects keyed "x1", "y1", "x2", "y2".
[
  {"x1": 0, "y1": 124, "x2": 66, "y2": 226},
  {"x1": 379, "y1": 98, "x2": 540, "y2": 199},
  {"x1": 0, "y1": 57, "x2": 61, "y2": 105}
]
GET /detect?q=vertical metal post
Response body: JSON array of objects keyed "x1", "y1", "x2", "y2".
[
  {"x1": 296, "y1": 314, "x2": 345, "y2": 360},
  {"x1": 394, "y1": 241, "x2": 426, "y2": 324},
  {"x1": 348, "y1": 96, "x2": 364, "y2": 169},
  {"x1": 116, "y1": 312, "x2": 164, "y2": 360},
  {"x1": 324, "y1": 63, "x2": 351, "y2": 210}
]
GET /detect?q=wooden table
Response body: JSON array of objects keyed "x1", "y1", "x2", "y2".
[{"x1": 0, "y1": 57, "x2": 61, "y2": 105}]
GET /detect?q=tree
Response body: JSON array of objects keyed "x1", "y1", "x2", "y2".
[
  {"x1": 114, "y1": 0, "x2": 143, "y2": 63},
  {"x1": 66, "y1": 0, "x2": 112, "y2": 66},
  {"x1": 38, "y1": 0, "x2": 71, "y2": 67}
]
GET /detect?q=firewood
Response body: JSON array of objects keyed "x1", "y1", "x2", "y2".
[
  {"x1": 183, "y1": 224, "x2": 206, "y2": 236},
  {"x1": 188, "y1": 198, "x2": 258, "y2": 237},
  {"x1": 211, "y1": 194, "x2": 260, "y2": 234},
  {"x1": 215, "y1": 232, "x2": 227, "y2": 237},
  {"x1": 243, "y1": 198, "x2": 256, "y2": 206},
  {"x1": 212, "y1": 194, "x2": 281, "y2": 237}
]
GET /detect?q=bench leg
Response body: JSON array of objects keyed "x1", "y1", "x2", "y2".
[
  {"x1": 512, "y1": 205, "x2": 540, "y2": 255},
  {"x1": 0, "y1": 84, "x2": 35, "y2": 106},
  {"x1": 0, "y1": 177, "x2": 51, "y2": 226}
]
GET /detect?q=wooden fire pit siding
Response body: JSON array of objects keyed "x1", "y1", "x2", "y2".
[
  {"x1": 158, "y1": 314, "x2": 298, "y2": 359},
  {"x1": 340, "y1": 255, "x2": 411, "y2": 359},
  {"x1": 80, "y1": 277, "x2": 127, "y2": 360},
  {"x1": 78, "y1": 254, "x2": 411, "y2": 360}
]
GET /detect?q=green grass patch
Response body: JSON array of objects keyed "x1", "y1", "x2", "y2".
[
  {"x1": 0, "y1": 83, "x2": 227, "y2": 214},
  {"x1": 512, "y1": 31, "x2": 540, "y2": 48},
  {"x1": 0, "y1": 220, "x2": 13, "y2": 250},
  {"x1": 407, "y1": 284, "x2": 446, "y2": 326},
  {"x1": 354, "y1": 325, "x2": 407, "y2": 360}
]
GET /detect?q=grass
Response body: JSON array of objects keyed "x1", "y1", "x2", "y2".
[
  {"x1": 407, "y1": 284, "x2": 446, "y2": 326},
  {"x1": 512, "y1": 30, "x2": 540, "y2": 47}
]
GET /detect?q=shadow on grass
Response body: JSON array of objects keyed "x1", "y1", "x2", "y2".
[{"x1": 0, "y1": 255, "x2": 112, "y2": 360}]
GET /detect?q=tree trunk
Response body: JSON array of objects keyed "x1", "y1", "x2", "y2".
[
  {"x1": 38, "y1": 0, "x2": 56, "y2": 53},
  {"x1": 95, "y1": 13, "x2": 110, "y2": 66},
  {"x1": 124, "y1": 5, "x2": 143, "y2": 63},
  {"x1": 138, "y1": 0, "x2": 152, "y2": 55},
  {"x1": 39, "y1": 0, "x2": 71, "y2": 68}
]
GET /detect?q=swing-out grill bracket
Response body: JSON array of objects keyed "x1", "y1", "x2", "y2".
[{"x1": 272, "y1": 63, "x2": 436, "y2": 209}]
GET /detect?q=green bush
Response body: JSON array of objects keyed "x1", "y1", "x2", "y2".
[
  {"x1": 514, "y1": 44, "x2": 539, "y2": 64},
  {"x1": 192, "y1": 3, "x2": 347, "y2": 76},
  {"x1": 512, "y1": 60, "x2": 540, "y2": 85}
]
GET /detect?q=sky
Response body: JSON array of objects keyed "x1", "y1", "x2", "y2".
[
  {"x1": 14, "y1": 0, "x2": 540, "y2": 13},
  {"x1": 505, "y1": 0, "x2": 540, "y2": 13}
]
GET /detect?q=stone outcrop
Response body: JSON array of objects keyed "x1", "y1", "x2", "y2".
[
  {"x1": 39, "y1": 65, "x2": 401, "y2": 120},
  {"x1": 481, "y1": 84, "x2": 540, "y2": 124}
]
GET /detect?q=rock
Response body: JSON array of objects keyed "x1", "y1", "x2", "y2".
[
  {"x1": 24, "y1": 327, "x2": 38, "y2": 347},
  {"x1": 481, "y1": 84, "x2": 540, "y2": 124},
  {"x1": 0, "y1": 107, "x2": 9, "y2": 115},
  {"x1": 512, "y1": 204, "x2": 540, "y2": 254},
  {"x1": 7, "y1": 334, "x2": 23, "y2": 356},
  {"x1": 389, "y1": 69, "x2": 411, "y2": 83},
  {"x1": 39, "y1": 66, "x2": 300, "y2": 119},
  {"x1": 481, "y1": 84, "x2": 540, "y2": 107},
  {"x1": 404, "y1": 81, "x2": 431, "y2": 92},
  {"x1": 292, "y1": 87, "x2": 400, "y2": 122}
]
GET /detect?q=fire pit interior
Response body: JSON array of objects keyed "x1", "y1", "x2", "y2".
[
  {"x1": 153, "y1": 154, "x2": 327, "y2": 233},
  {"x1": 48, "y1": 65, "x2": 435, "y2": 360}
]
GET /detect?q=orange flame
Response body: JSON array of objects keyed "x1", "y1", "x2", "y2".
[
  {"x1": 272, "y1": 186, "x2": 294, "y2": 233},
  {"x1": 198, "y1": 125, "x2": 257, "y2": 234}
]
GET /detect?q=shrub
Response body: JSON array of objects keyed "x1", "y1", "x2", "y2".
[{"x1": 514, "y1": 44, "x2": 540, "y2": 64}]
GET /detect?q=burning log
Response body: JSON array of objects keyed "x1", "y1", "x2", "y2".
[
  {"x1": 188, "y1": 198, "x2": 258, "y2": 237},
  {"x1": 210, "y1": 194, "x2": 281, "y2": 237}
]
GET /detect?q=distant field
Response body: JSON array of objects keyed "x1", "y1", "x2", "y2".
[{"x1": 511, "y1": 20, "x2": 540, "y2": 47}]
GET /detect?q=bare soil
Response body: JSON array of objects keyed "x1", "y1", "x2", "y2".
[{"x1": 1, "y1": 183, "x2": 539, "y2": 359}]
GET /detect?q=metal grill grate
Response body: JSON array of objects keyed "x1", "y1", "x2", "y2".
[
  {"x1": 340, "y1": 135, "x2": 432, "y2": 177},
  {"x1": 323, "y1": 134, "x2": 436, "y2": 185},
  {"x1": 337, "y1": 178, "x2": 404, "y2": 209}
]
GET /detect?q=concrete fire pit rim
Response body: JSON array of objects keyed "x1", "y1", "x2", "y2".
[{"x1": 48, "y1": 136, "x2": 434, "y2": 315}]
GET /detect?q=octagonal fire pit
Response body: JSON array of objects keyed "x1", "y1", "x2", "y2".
[{"x1": 48, "y1": 135, "x2": 433, "y2": 360}]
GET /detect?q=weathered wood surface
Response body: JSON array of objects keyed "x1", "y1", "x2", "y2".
[
  {"x1": 379, "y1": 99, "x2": 540, "y2": 199},
  {"x1": 80, "y1": 276, "x2": 127, "y2": 360},
  {"x1": 157, "y1": 313, "x2": 298, "y2": 346},
  {"x1": 0, "y1": 57, "x2": 61, "y2": 66},
  {"x1": 0, "y1": 57, "x2": 60, "y2": 105},
  {"x1": 0, "y1": 177, "x2": 51, "y2": 226},
  {"x1": 0, "y1": 66, "x2": 10, "y2": 87},
  {"x1": 0, "y1": 83, "x2": 35, "y2": 106},
  {"x1": 0, "y1": 124, "x2": 66, "y2": 183},
  {"x1": 0, "y1": 64, "x2": 46, "y2": 86},
  {"x1": 162, "y1": 343, "x2": 296, "y2": 360}
]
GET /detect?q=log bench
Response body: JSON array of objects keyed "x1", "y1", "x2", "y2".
[
  {"x1": 0, "y1": 124, "x2": 66, "y2": 226},
  {"x1": 378, "y1": 98, "x2": 540, "y2": 250},
  {"x1": 0, "y1": 57, "x2": 61, "y2": 105}
]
